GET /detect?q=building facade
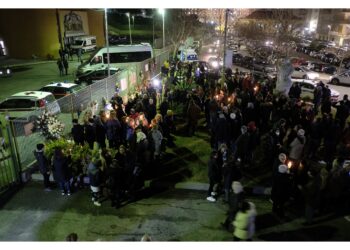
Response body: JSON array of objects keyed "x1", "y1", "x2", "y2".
[{"x1": 0, "y1": 9, "x2": 105, "y2": 59}]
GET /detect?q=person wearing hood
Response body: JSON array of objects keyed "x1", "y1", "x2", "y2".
[
  {"x1": 288, "y1": 129, "x2": 306, "y2": 165},
  {"x1": 233, "y1": 201, "x2": 257, "y2": 241},
  {"x1": 222, "y1": 181, "x2": 245, "y2": 231},
  {"x1": 271, "y1": 164, "x2": 292, "y2": 217},
  {"x1": 33, "y1": 143, "x2": 51, "y2": 191}
]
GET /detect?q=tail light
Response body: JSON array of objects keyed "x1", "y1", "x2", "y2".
[{"x1": 39, "y1": 99, "x2": 46, "y2": 107}]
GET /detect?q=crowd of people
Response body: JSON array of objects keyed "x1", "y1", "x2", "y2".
[
  {"x1": 35, "y1": 83, "x2": 176, "y2": 207},
  {"x1": 34, "y1": 56, "x2": 350, "y2": 240}
]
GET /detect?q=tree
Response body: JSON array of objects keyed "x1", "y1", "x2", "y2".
[{"x1": 165, "y1": 9, "x2": 203, "y2": 58}]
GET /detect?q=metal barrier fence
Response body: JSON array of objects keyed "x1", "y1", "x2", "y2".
[{"x1": 10, "y1": 49, "x2": 171, "y2": 170}]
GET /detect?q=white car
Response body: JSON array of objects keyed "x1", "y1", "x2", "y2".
[
  {"x1": 291, "y1": 79, "x2": 340, "y2": 103},
  {"x1": 292, "y1": 66, "x2": 320, "y2": 80},
  {"x1": 0, "y1": 91, "x2": 60, "y2": 120},
  {"x1": 329, "y1": 71, "x2": 350, "y2": 85}
]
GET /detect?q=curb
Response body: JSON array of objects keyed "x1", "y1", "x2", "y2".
[{"x1": 0, "y1": 60, "x2": 56, "y2": 68}]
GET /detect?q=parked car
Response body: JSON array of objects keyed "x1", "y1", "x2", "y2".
[
  {"x1": 39, "y1": 82, "x2": 84, "y2": 100},
  {"x1": 232, "y1": 53, "x2": 243, "y2": 64},
  {"x1": 75, "y1": 68, "x2": 121, "y2": 86},
  {"x1": 252, "y1": 59, "x2": 276, "y2": 73},
  {"x1": 322, "y1": 65, "x2": 338, "y2": 75},
  {"x1": 0, "y1": 66, "x2": 12, "y2": 78},
  {"x1": 321, "y1": 53, "x2": 340, "y2": 64},
  {"x1": 291, "y1": 79, "x2": 339, "y2": 104},
  {"x1": 0, "y1": 91, "x2": 60, "y2": 120},
  {"x1": 240, "y1": 56, "x2": 254, "y2": 69},
  {"x1": 291, "y1": 66, "x2": 320, "y2": 80},
  {"x1": 329, "y1": 70, "x2": 350, "y2": 85}
]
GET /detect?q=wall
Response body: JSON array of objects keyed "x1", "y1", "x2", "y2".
[
  {"x1": 0, "y1": 9, "x2": 105, "y2": 59},
  {"x1": 0, "y1": 9, "x2": 60, "y2": 59},
  {"x1": 87, "y1": 10, "x2": 105, "y2": 47}
]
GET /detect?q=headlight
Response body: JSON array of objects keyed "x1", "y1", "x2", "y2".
[
  {"x1": 6, "y1": 69, "x2": 10, "y2": 74},
  {"x1": 211, "y1": 61, "x2": 219, "y2": 68},
  {"x1": 0, "y1": 71, "x2": 3, "y2": 75}
]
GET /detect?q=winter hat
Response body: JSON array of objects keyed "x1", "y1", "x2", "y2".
[
  {"x1": 36, "y1": 143, "x2": 44, "y2": 151},
  {"x1": 278, "y1": 153, "x2": 287, "y2": 163},
  {"x1": 232, "y1": 181, "x2": 243, "y2": 194},
  {"x1": 247, "y1": 121, "x2": 256, "y2": 132},
  {"x1": 229, "y1": 113, "x2": 236, "y2": 120},
  {"x1": 278, "y1": 164, "x2": 288, "y2": 174},
  {"x1": 297, "y1": 129, "x2": 305, "y2": 137},
  {"x1": 241, "y1": 125, "x2": 248, "y2": 134}
]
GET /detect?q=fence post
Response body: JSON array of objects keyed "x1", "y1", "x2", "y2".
[
  {"x1": 8, "y1": 121, "x2": 22, "y2": 183},
  {"x1": 105, "y1": 78, "x2": 109, "y2": 100}
]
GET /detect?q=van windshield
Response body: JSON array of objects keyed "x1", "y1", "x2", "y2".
[{"x1": 73, "y1": 40, "x2": 84, "y2": 46}]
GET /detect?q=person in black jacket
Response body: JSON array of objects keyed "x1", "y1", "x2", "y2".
[
  {"x1": 71, "y1": 119, "x2": 84, "y2": 146},
  {"x1": 271, "y1": 164, "x2": 292, "y2": 217},
  {"x1": 207, "y1": 150, "x2": 220, "y2": 202},
  {"x1": 33, "y1": 143, "x2": 51, "y2": 190},
  {"x1": 94, "y1": 111, "x2": 107, "y2": 149},
  {"x1": 84, "y1": 118, "x2": 96, "y2": 149},
  {"x1": 52, "y1": 148, "x2": 71, "y2": 196},
  {"x1": 106, "y1": 159, "x2": 124, "y2": 208}
]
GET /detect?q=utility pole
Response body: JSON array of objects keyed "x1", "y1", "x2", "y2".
[{"x1": 222, "y1": 9, "x2": 229, "y2": 73}]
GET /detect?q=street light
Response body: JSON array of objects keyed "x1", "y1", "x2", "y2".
[
  {"x1": 104, "y1": 8, "x2": 110, "y2": 76},
  {"x1": 158, "y1": 8, "x2": 165, "y2": 48},
  {"x1": 126, "y1": 12, "x2": 132, "y2": 44}
]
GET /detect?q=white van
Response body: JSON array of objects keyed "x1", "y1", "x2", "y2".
[
  {"x1": 177, "y1": 48, "x2": 198, "y2": 62},
  {"x1": 77, "y1": 43, "x2": 153, "y2": 75},
  {"x1": 71, "y1": 35, "x2": 97, "y2": 53}
]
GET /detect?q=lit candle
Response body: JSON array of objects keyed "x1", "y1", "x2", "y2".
[{"x1": 287, "y1": 161, "x2": 292, "y2": 169}]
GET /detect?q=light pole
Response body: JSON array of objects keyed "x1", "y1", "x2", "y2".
[
  {"x1": 158, "y1": 9, "x2": 165, "y2": 48},
  {"x1": 104, "y1": 8, "x2": 110, "y2": 76},
  {"x1": 126, "y1": 12, "x2": 132, "y2": 44}
]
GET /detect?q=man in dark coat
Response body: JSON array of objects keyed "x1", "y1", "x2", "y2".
[
  {"x1": 33, "y1": 143, "x2": 51, "y2": 190},
  {"x1": 206, "y1": 150, "x2": 220, "y2": 202},
  {"x1": 271, "y1": 164, "x2": 292, "y2": 217},
  {"x1": 71, "y1": 119, "x2": 85, "y2": 145},
  {"x1": 52, "y1": 148, "x2": 71, "y2": 195},
  {"x1": 63, "y1": 58, "x2": 69, "y2": 75},
  {"x1": 215, "y1": 113, "x2": 229, "y2": 148},
  {"x1": 94, "y1": 112, "x2": 107, "y2": 149},
  {"x1": 106, "y1": 159, "x2": 124, "y2": 208},
  {"x1": 288, "y1": 82, "x2": 301, "y2": 99},
  {"x1": 84, "y1": 118, "x2": 96, "y2": 149},
  {"x1": 146, "y1": 98, "x2": 157, "y2": 121},
  {"x1": 105, "y1": 111, "x2": 122, "y2": 149}
]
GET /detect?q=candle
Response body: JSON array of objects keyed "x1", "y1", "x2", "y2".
[{"x1": 287, "y1": 161, "x2": 292, "y2": 169}]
